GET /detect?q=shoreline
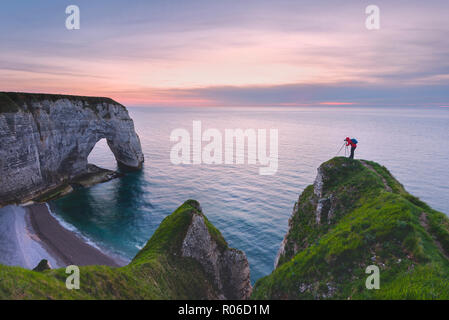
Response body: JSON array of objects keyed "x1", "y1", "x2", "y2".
[
  {"x1": 0, "y1": 205, "x2": 61, "y2": 269},
  {"x1": 26, "y1": 203, "x2": 122, "y2": 268}
]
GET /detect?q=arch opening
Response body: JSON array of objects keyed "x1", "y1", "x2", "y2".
[{"x1": 87, "y1": 138, "x2": 118, "y2": 171}]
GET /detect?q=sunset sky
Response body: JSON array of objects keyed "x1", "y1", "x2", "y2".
[{"x1": 1, "y1": 0, "x2": 448, "y2": 107}]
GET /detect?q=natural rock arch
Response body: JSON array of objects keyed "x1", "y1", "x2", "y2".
[
  {"x1": 0, "y1": 92, "x2": 144, "y2": 205},
  {"x1": 87, "y1": 138, "x2": 117, "y2": 170}
]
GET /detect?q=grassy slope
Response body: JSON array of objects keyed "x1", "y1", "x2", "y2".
[
  {"x1": 0, "y1": 200, "x2": 227, "y2": 300},
  {"x1": 252, "y1": 157, "x2": 449, "y2": 300}
]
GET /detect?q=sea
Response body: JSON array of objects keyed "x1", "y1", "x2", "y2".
[{"x1": 48, "y1": 106, "x2": 449, "y2": 283}]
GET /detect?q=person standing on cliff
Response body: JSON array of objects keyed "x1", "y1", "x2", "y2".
[{"x1": 345, "y1": 137, "x2": 358, "y2": 159}]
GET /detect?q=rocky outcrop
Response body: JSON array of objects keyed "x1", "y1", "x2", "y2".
[
  {"x1": 274, "y1": 164, "x2": 336, "y2": 268},
  {"x1": 33, "y1": 259, "x2": 51, "y2": 272},
  {"x1": 182, "y1": 211, "x2": 252, "y2": 300},
  {"x1": 0, "y1": 199, "x2": 253, "y2": 300},
  {"x1": 0, "y1": 92, "x2": 144, "y2": 206},
  {"x1": 273, "y1": 167, "x2": 328, "y2": 268},
  {"x1": 253, "y1": 158, "x2": 449, "y2": 300},
  {"x1": 274, "y1": 201, "x2": 298, "y2": 269}
]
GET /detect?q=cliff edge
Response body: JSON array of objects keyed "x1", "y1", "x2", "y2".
[
  {"x1": 0, "y1": 200, "x2": 252, "y2": 299},
  {"x1": 252, "y1": 157, "x2": 449, "y2": 299},
  {"x1": 0, "y1": 92, "x2": 144, "y2": 206}
]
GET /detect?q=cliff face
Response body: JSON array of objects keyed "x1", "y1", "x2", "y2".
[
  {"x1": 0, "y1": 92, "x2": 144, "y2": 206},
  {"x1": 0, "y1": 200, "x2": 252, "y2": 300},
  {"x1": 181, "y1": 201, "x2": 252, "y2": 299},
  {"x1": 253, "y1": 157, "x2": 449, "y2": 300}
]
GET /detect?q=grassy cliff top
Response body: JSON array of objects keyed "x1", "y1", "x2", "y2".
[
  {"x1": 0, "y1": 92, "x2": 126, "y2": 114},
  {"x1": 252, "y1": 157, "x2": 449, "y2": 300},
  {"x1": 0, "y1": 200, "x2": 228, "y2": 299},
  {"x1": 0, "y1": 92, "x2": 20, "y2": 113}
]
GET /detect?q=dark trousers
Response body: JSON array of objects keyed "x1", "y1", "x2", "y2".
[{"x1": 349, "y1": 146, "x2": 356, "y2": 159}]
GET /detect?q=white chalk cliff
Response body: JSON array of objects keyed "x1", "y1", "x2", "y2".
[{"x1": 0, "y1": 92, "x2": 144, "y2": 205}]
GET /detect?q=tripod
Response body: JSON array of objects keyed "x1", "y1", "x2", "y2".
[{"x1": 336, "y1": 142, "x2": 347, "y2": 156}]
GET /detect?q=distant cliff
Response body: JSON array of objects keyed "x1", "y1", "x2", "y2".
[
  {"x1": 0, "y1": 200, "x2": 252, "y2": 300},
  {"x1": 0, "y1": 92, "x2": 144, "y2": 206},
  {"x1": 252, "y1": 157, "x2": 449, "y2": 299}
]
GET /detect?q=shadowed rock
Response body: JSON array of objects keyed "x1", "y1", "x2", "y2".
[
  {"x1": 181, "y1": 204, "x2": 252, "y2": 299},
  {"x1": 33, "y1": 259, "x2": 51, "y2": 272}
]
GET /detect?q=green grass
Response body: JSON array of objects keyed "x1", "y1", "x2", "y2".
[
  {"x1": 3, "y1": 157, "x2": 448, "y2": 300},
  {"x1": 0, "y1": 93, "x2": 20, "y2": 113},
  {"x1": 252, "y1": 157, "x2": 449, "y2": 300},
  {"x1": 0, "y1": 92, "x2": 126, "y2": 115},
  {"x1": 0, "y1": 200, "x2": 226, "y2": 300}
]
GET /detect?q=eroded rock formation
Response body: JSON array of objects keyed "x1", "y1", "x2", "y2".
[
  {"x1": 182, "y1": 210, "x2": 252, "y2": 299},
  {"x1": 254, "y1": 158, "x2": 449, "y2": 299},
  {"x1": 0, "y1": 92, "x2": 144, "y2": 205}
]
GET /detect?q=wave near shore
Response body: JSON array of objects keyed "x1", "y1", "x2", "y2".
[{"x1": 0, "y1": 203, "x2": 125, "y2": 269}]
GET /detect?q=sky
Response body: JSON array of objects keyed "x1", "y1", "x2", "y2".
[{"x1": 0, "y1": 0, "x2": 448, "y2": 107}]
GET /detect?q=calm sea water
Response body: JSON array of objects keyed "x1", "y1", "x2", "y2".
[{"x1": 50, "y1": 106, "x2": 449, "y2": 283}]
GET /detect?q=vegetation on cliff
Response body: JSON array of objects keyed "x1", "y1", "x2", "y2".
[
  {"x1": 0, "y1": 200, "x2": 246, "y2": 299},
  {"x1": 0, "y1": 92, "x2": 126, "y2": 115},
  {"x1": 2, "y1": 157, "x2": 448, "y2": 300},
  {"x1": 252, "y1": 157, "x2": 449, "y2": 299}
]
